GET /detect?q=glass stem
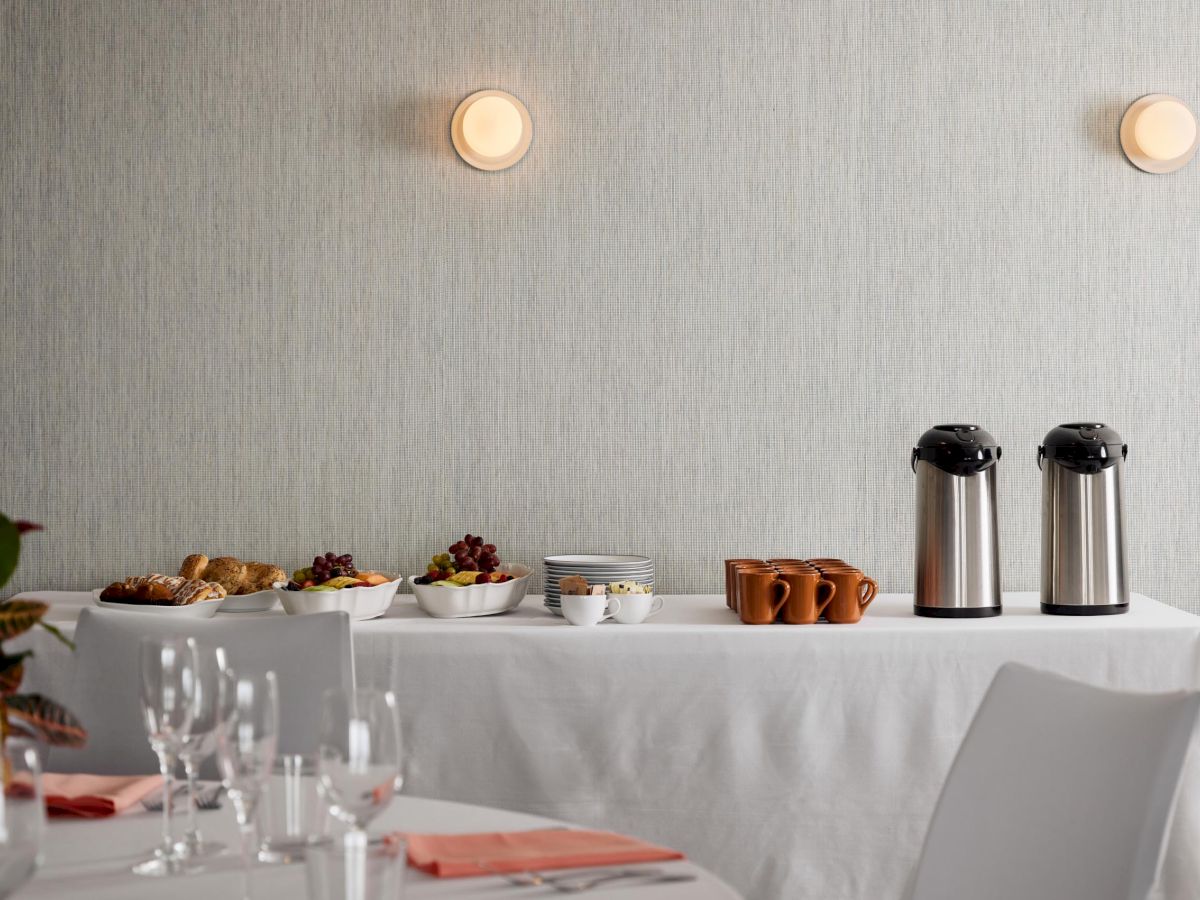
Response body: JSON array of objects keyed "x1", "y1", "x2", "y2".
[
  {"x1": 158, "y1": 753, "x2": 176, "y2": 858},
  {"x1": 239, "y1": 822, "x2": 255, "y2": 900},
  {"x1": 181, "y1": 756, "x2": 200, "y2": 852}
]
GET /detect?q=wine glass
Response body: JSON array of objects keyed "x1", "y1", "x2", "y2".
[
  {"x1": 216, "y1": 670, "x2": 279, "y2": 900},
  {"x1": 0, "y1": 741, "x2": 45, "y2": 898},
  {"x1": 134, "y1": 636, "x2": 198, "y2": 877},
  {"x1": 317, "y1": 689, "x2": 402, "y2": 847},
  {"x1": 176, "y1": 644, "x2": 231, "y2": 861}
]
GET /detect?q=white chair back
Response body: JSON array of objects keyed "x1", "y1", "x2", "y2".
[
  {"x1": 908, "y1": 663, "x2": 1200, "y2": 900},
  {"x1": 48, "y1": 608, "x2": 354, "y2": 776}
]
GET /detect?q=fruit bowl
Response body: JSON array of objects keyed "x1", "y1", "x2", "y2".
[
  {"x1": 270, "y1": 576, "x2": 402, "y2": 621},
  {"x1": 409, "y1": 565, "x2": 532, "y2": 618}
]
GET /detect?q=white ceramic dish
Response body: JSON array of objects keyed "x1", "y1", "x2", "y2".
[
  {"x1": 544, "y1": 554, "x2": 652, "y2": 568},
  {"x1": 409, "y1": 565, "x2": 532, "y2": 618},
  {"x1": 91, "y1": 589, "x2": 224, "y2": 618},
  {"x1": 270, "y1": 577, "x2": 402, "y2": 621},
  {"x1": 218, "y1": 589, "x2": 278, "y2": 614}
]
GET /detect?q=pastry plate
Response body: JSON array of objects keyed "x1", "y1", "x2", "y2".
[
  {"x1": 218, "y1": 589, "x2": 278, "y2": 614},
  {"x1": 91, "y1": 590, "x2": 224, "y2": 618}
]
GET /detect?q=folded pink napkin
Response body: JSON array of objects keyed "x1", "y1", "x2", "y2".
[
  {"x1": 39, "y1": 773, "x2": 163, "y2": 818},
  {"x1": 403, "y1": 828, "x2": 685, "y2": 878}
]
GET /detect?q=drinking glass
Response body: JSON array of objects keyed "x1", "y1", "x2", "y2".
[
  {"x1": 317, "y1": 689, "x2": 402, "y2": 842},
  {"x1": 0, "y1": 741, "x2": 45, "y2": 898},
  {"x1": 259, "y1": 754, "x2": 328, "y2": 863},
  {"x1": 177, "y1": 644, "x2": 231, "y2": 861},
  {"x1": 134, "y1": 636, "x2": 198, "y2": 877},
  {"x1": 216, "y1": 670, "x2": 279, "y2": 900}
]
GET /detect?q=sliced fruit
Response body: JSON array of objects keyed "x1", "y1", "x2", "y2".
[
  {"x1": 323, "y1": 576, "x2": 361, "y2": 589},
  {"x1": 302, "y1": 585, "x2": 338, "y2": 592}
]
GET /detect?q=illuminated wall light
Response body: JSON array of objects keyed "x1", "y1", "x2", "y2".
[
  {"x1": 1120, "y1": 94, "x2": 1199, "y2": 174},
  {"x1": 451, "y1": 90, "x2": 533, "y2": 171}
]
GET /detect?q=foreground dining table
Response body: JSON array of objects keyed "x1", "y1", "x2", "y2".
[
  {"x1": 23, "y1": 794, "x2": 736, "y2": 898},
  {"x1": 17, "y1": 589, "x2": 1200, "y2": 899}
]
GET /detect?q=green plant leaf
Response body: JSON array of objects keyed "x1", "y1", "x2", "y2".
[
  {"x1": 36, "y1": 619, "x2": 73, "y2": 650},
  {"x1": 7, "y1": 694, "x2": 86, "y2": 748},
  {"x1": 0, "y1": 652, "x2": 31, "y2": 696},
  {"x1": 0, "y1": 516, "x2": 18, "y2": 593},
  {"x1": 0, "y1": 601, "x2": 47, "y2": 642}
]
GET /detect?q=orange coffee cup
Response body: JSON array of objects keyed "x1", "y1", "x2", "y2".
[
  {"x1": 777, "y1": 570, "x2": 836, "y2": 624},
  {"x1": 822, "y1": 568, "x2": 878, "y2": 624},
  {"x1": 737, "y1": 570, "x2": 790, "y2": 625},
  {"x1": 724, "y1": 559, "x2": 765, "y2": 610}
]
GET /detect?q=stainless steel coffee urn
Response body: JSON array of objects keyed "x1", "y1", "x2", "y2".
[
  {"x1": 911, "y1": 425, "x2": 1003, "y2": 617},
  {"x1": 1038, "y1": 423, "x2": 1129, "y2": 615}
]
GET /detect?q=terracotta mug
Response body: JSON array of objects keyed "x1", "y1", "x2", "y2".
[
  {"x1": 806, "y1": 558, "x2": 845, "y2": 569},
  {"x1": 732, "y1": 565, "x2": 776, "y2": 613},
  {"x1": 822, "y1": 568, "x2": 878, "y2": 624},
  {"x1": 724, "y1": 559, "x2": 764, "y2": 610},
  {"x1": 777, "y1": 570, "x2": 836, "y2": 624},
  {"x1": 766, "y1": 558, "x2": 805, "y2": 565},
  {"x1": 737, "y1": 571, "x2": 790, "y2": 625}
]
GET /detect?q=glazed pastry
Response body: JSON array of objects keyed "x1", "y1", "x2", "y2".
[
  {"x1": 179, "y1": 554, "x2": 209, "y2": 580},
  {"x1": 559, "y1": 575, "x2": 591, "y2": 596},
  {"x1": 102, "y1": 574, "x2": 224, "y2": 605},
  {"x1": 203, "y1": 557, "x2": 246, "y2": 594}
]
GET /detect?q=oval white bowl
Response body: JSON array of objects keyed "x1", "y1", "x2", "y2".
[
  {"x1": 270, "y1": 577, "x2": 402, "y2": 621},
  {"x1": 408, "y1": 564, "x2": 532, "y2": 618},
  {"x1": 218, "y1": 589, "x2": 279, "y2": 614},
  {"x1": 91, "y1": 589, "x2": 224, "y2": 618}
]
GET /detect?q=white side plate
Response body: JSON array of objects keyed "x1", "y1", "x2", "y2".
[{"x1": 91, "y1": 590, "x2": 224, "y2": 618}]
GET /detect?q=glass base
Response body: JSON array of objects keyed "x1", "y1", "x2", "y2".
[
  {"x1": 176, "y1": 838, "x2": 226, "y2": 861},
  {"x1": 132, "y1": 848, "x2": 194, "y2": 877}
]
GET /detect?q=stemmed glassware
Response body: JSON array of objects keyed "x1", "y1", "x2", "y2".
[
  {"x1": 216, "y1": 670, "x2": 279, "y2": 900},
  {"x1": 0, "y1": 740, "x2": 46, "y2": 898},
  {"x1": 317, "y1": 688, "x2": 402, "y2": 843},
  {"x1": 176, "y1": 644, "x2": 231, "y2": 861},
  {"x1": 134, "y1": 636, "x2": 199, "y2": 877}
]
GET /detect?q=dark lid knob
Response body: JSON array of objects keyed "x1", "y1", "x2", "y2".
[
  {"x1": 912, "y1": 424, "x2": 1001, "y2": 476},
  {"x1": 1038, "y1": 423, "x2": 1127, "y2": 474}
]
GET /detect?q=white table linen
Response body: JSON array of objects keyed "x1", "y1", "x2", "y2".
[
  {"x1": 25, "y1": 794, "x2": 734, "y2": 898},
  {"x1": 15, "y1": 590, "x2": 1200, "y2": 900}
]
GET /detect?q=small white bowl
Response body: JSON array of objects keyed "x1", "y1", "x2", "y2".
[
  {"x1": 91, "y1": 589, "x2": 223, "y2": 618},
  {"x1": 409, "y1": 565, "x2": 532, "y2": 618},
  {"x1": 218, "y1": 589, "x2": 279, "y2": 614},
  {"x1": 270, "y1": 577, "x2": 402, "y2": 621}
]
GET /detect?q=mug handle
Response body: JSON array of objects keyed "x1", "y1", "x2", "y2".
[
  {"x1": 601, "y1": 597, "x2": 622, "y2": 622},
  {"x1": 770, "y1": 580, "x2": 791, "y2": 619},
  {"x1": 647, "y1": 595, "x2": 664, "y2": 618},
  {"x1": 858, "y1": 577, "x2": 879, "y2": 610},
  {"x1": 816, "y1": 579, "x2": 836, "y2": 617}
]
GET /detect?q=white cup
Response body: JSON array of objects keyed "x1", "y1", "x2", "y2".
[
  {"x1": 561, "y1": 594, "x2": 621, "y2": 626},
  {"x1": 612, "y1": 594, "x2": 663, "y2": 624}
]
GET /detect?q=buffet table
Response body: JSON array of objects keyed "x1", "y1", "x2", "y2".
[
  {"x1": 16, "y1": 591, "x2": 1200, "y2": 900},
  {"x1": 24, "y1": 794, "x2": 735, "y2": 898}
]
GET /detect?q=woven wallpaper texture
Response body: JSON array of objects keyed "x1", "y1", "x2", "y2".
[{"x1": 3, "y1": 1, "x2": 1200, "y2": 610}]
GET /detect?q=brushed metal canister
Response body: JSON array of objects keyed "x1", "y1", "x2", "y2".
[
  {"x1": 912, "y1": 425, "x2": 1003, "y2": 618},
  {"x1": 1039, "y1": 423, "x2": 1129, "y2": 615}
]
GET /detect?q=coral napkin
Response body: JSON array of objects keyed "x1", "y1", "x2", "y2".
[
  {"x1": 404, "y1": 828, "x2": 685, "y2": 878},
  {"x1": 40, "y1": 774, "x2": 163, "y2": 818}
]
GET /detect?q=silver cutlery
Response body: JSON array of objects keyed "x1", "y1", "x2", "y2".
[
  {"x1": 491, "y1": 866, "x2": 663, "y2": 888},
  {"x1": 140, "y1": 784, "x2": 187, "y2": 812},
  {"x1": 550, "y1": 873, "x2": 698, "y2": 893},
  {"x1": 141, "y1": 783, "x2": 222, "y2": 812}
]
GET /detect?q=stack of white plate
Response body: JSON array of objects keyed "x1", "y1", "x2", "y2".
[{"x1": 543, "y1": 554, "x2": 654, "y2": 616}]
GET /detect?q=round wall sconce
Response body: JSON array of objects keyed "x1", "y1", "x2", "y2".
[
  {"x1": 451, "y1": 89, "x2": 533, "y2": 171},
  {"x1": 1120, "y1": 94, "x2": 1198, "y2": 173}
]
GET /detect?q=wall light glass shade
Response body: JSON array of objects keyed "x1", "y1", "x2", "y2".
[
  {"x1": 451, "y1": 90, "x2": 533, "y2": 171},
  {"x1": 1120, "y1": 94, "x2": 1199, "y2": 173}
]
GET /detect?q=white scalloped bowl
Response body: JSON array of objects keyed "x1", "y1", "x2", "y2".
[
  {"x1": 270, "y1": 576, "x2": 403, "y2": 621},
  {"x1": 409, "y1": 564, "x2": 532, "y2": 618}
]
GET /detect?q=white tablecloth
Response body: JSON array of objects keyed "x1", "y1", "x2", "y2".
[
  {"x1": 16, "y1": 591, "x2": 1200, "y2": 900},
  {"x1": 25, "y1": 794, "x2": 735, "y2": 898}
]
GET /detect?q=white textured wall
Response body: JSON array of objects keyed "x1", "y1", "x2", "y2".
[{"x1": 3, "y1": 1, "x2": 1199, "y2": 609}]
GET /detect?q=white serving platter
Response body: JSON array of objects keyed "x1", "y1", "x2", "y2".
[
  {"x1": 270, "y1": 577, "x2": 402, "y2": 621},
  {"x1": 218, "y1": 589, "x2": 278, "y2": 614},
  {"x1": 91, "y1": 590, "x2": 224, "y2": 618},
  {"x1": 409, "y1": 565, "x2": 532, "y2": 618}
]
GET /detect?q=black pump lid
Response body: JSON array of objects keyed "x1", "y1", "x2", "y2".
[
  {"x1": 1038, "y1": 423, "x2": 1127, "y2": 474},
  {"x1": 911, "y1": 424, "x2": 1001, "y2": 476}
]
